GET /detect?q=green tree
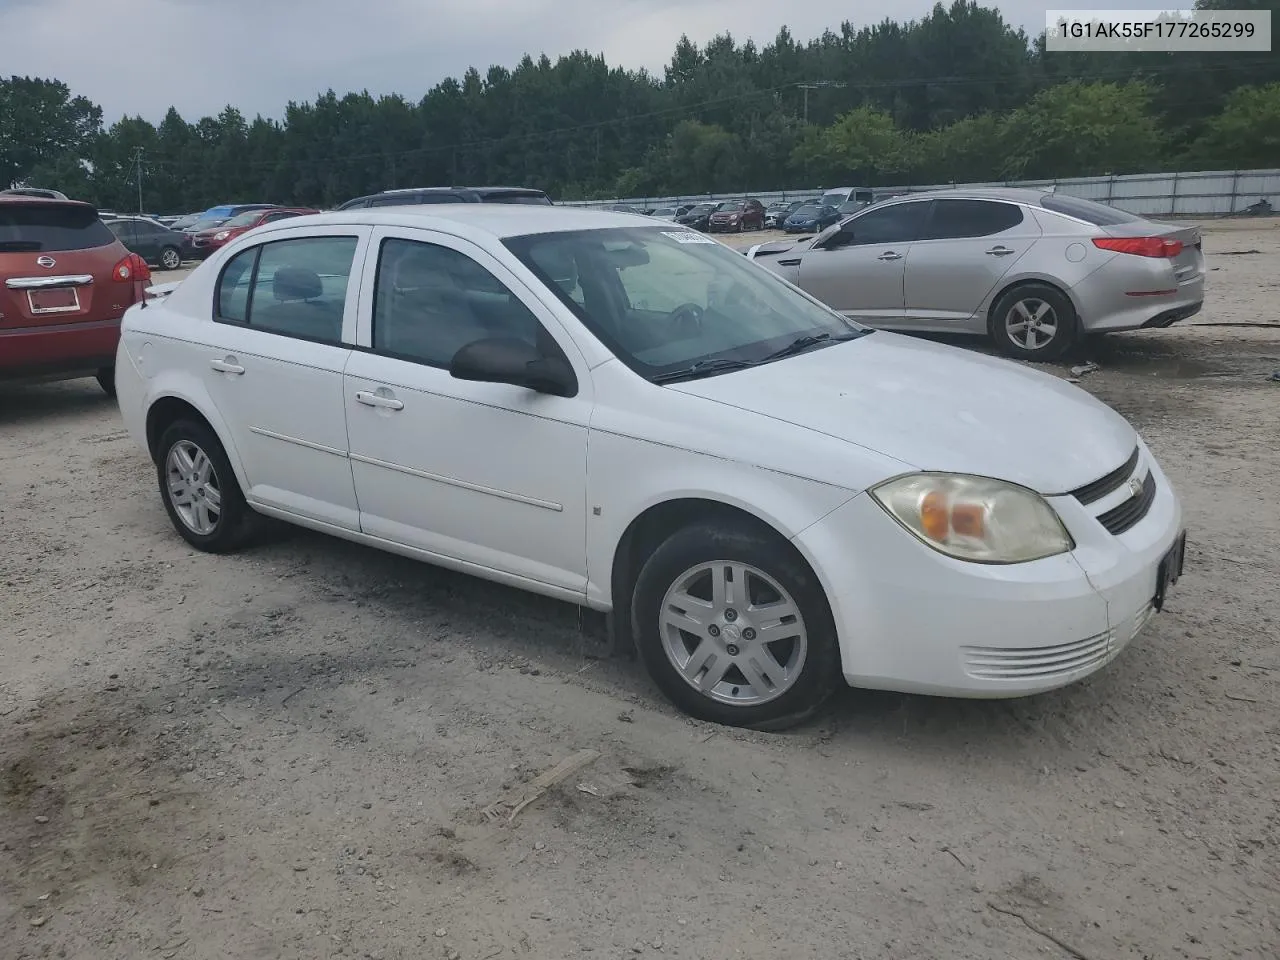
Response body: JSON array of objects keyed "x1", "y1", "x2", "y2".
[
  {"x1": 0, "y1": 76, "x2": 102, "y2": 188},
  {"x1": 791, "y1": 107, "x2": 917, "y2": 185},
  {"x1": 998, "y1": 81, "x2": 1163, "y2": 179},
  {"x1": 1182, "y1": 83, "x2": 1280, "y2": 169}
]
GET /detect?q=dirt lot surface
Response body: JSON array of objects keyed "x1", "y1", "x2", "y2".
[{"x1": 3, "y1": 219, "x2": 1279, "y2": 960}]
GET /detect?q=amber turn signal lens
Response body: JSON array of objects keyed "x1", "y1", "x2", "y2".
[{"x1": 920, "y1": 490, "x2": 949, "y2": 540}]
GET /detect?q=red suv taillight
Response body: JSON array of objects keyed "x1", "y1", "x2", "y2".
[
  {"x1": 1092, "y1": 236, "x2": 1183, "y2": 258},
  {"x1": 113, "y1": 252, "x2": 152, "y2": 282}
]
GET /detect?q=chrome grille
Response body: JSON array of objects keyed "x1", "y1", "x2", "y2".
[{"x1": 962, "y1": 630, "x2": 1111, "y2": 681}]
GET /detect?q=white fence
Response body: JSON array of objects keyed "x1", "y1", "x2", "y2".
[{"x1": 563, "y1": 169, "x2": 1280, "y2": 217}]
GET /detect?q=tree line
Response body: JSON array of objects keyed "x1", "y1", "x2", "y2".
[{"x1": 2, "y1": 0, "x2": 1278, "y2": 212}]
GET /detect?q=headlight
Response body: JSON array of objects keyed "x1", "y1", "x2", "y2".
[{"x1": 870, "y1": 473, "x2": 1073, "y2": 563}]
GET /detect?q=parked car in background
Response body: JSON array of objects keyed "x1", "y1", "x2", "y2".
[
  {"x1": 1, "y1": 196, "x2": 150, "y2": 395},
  {"x1": 337, "y1": 186, "x2": 551, "y2": 209},
  {"x1": 168, "y1": 213, "x2": 205, "y2": 231},
  {"x1": 819, "y1": 186, "x2": 874, "y2": 209},
  {"x1": 117, "y1": 204, "x2": 1185, "y2": 730},
  {"x1": 783, "y1": 203, "x2": 841, "y2": 234},
  {"x1": 747, "y1": 188, "x2": 1205, "y2": 360},
  {"x1": 187, "y1": 206, "x2": 318, "y2": 259},
  {"x1": 647, "y1": 205, "x2": 691, "y2": 222},
  {"x1": 675, "y1": 202, "x2": 718, "y2": 231},
  {"x1": 104, "y1": 216, "x2": 188, "y2": 270},
  {"x1": 605, "y1": 204, "x2": 643, "y2": 214},
  {"x1": 181, "y1": 204, "x2": 279, "y2": 236},
  {"x1": 708, "y1": 198, "x2": 766, "y2": 233},
  {"x1": 1, "y1": 187, "x2": 70, "y2": 201},
  {"x1": 764, "y1": 200, "x2": 808, "y2": 229}
]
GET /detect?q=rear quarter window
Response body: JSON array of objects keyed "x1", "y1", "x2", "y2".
[
  {"x1": 0, "y1": 204, "x2": 116, "y2": 252},
  {"x1": 1039, "y1": 194, "x2": 1140, "y2": 226}
]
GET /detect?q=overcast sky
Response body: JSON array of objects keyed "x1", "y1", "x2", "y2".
[{"x1": 0, "y1": 0, "x2": 1177, "y2": 123}]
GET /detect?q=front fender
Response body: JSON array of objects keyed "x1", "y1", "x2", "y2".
[{"x1": 584, "y1": 428, "x2": 857, "y2": 608}]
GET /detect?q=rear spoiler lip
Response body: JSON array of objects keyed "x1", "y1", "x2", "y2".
[{"x1": 145, "y1": 280, "x2": 181, "y2": 299}]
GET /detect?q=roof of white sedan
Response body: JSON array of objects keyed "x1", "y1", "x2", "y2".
[{"x1": 296, "y1": 205, "x2": 662, "y2": 239}]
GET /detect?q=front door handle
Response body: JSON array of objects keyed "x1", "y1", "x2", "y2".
[
  {"x1": 209, "y1": 357, "x2": 244, "y2": 375},
  {"x1": 777, "y1": 258, "x2": 802, "y2": 267},
  {"x1": 355, "y1": 390, "x2": 404, "y2": 411},
  {"x1": 986, "y1": 246, "x2": 1016, "y2": 256},
  {"x1": 877, "y1": 251, "x2": 903, "y2": 261}
]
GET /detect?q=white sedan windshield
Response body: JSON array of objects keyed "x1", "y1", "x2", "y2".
[{"x1": 504, "y1": 226, "x2": 869, "y2": 379}]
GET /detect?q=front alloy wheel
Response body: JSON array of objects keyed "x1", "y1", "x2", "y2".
[
  {"x1": 632, "y1": 521, "x2": 841, "y2": 729},
  {"x1": 660, "y1": 561, "x2": 808, "y2": 707}
]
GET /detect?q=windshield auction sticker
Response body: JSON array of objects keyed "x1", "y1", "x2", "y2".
[{"x1": 662, "y1": 231, "x2": 715, "y2": 244}]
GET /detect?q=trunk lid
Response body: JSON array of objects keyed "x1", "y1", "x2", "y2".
[{"x1": 0, "y1": 200, "x2": 133, "y2": 329}]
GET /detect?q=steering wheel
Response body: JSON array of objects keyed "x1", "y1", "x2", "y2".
[{"x1": 666, "y1": 302, "x2": 705, "y2": 338}]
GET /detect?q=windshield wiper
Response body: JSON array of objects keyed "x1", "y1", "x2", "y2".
[
  {"x1": 0, "y1": 241, "x2": 42, "y2": 252},
  {"x1": 757, "y1": 331, "x2": 860, "y2": 363},
  {"x1": 651, "y1": 357, "x2": 759, "y2": 384}
]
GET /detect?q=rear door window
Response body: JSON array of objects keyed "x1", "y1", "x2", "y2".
[
  {"x1": 215, "y1": 236, "x2": 359, "y2": 344},
  {"x1": 919, "y1": 200, "x2": 1025, "y2": 240},
  {"x1": 0, "y1": 204, "x2": 116, "y2": 252}
]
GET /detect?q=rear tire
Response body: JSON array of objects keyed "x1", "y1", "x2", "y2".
[
  {"x1": 631, "y1": 521, "x2": 842, "y2": 730},
  {"x1": 96, "y1": 366, "x2": 116, "y2": 397},
  {"x1": 156, "y1": 419, "x2": 261, "y2": 553},
  {"x1": 988, "y1": 283, "x2": 1079, "y2": 362},
  {"x1": 158, "y1": 246, "x2": 181, "y2": 270}
]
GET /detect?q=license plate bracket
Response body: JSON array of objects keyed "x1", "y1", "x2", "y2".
[
  {"x1": 28, "y1": 287, "x2": 80, "y2": 314},
  {"x1": 1154, "y1": 530, "x2": 1186, "y2": 612}
]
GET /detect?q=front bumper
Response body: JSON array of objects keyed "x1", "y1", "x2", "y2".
[{"x1": 794, "y1": 441, "x2": 1183, "y2": 697}]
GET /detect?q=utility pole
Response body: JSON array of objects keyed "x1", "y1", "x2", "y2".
[
  {"x1": 133, "y1": 147, "x2": 144, "y2": 214},
  {"x1": 797, "y1": 81, "x2": 846, "y2": 124}
]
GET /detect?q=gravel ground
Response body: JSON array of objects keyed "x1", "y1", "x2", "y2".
[{"x1": 2, "y1": 219, "x2": 1278, "y2": 960}]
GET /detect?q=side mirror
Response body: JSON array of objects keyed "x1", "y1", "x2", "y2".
[{"x1": 450, "y1": 338, "x2": 577, "y2": 398}]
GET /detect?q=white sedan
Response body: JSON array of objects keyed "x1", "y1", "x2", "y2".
[{"x1": 114, "y1": 206, "x2": 1186, "y2": 729}]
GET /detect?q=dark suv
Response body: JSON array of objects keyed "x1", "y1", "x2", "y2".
[{"x1": 336, "y1": 186, "x2": 551, "y2": 210}]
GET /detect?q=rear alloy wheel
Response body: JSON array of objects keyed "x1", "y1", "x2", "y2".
[
  {"x1": 631, "y1": 521, "x2": 841, "y2": 730},
  {"x1": 988, "y1": 283, "x2": 1079, "y2": 362},
  {"x1": 159, "y1": 246, "x2": 181, "y2": 270},
  {"x1": 156, "y1": 420, "x2": 260, "y2": 552},
  {"x1": 96, "y1": 366, "x2": 116, "y2": 397}
]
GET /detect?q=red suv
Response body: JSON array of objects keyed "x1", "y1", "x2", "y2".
[
  {"x1": 187, "y1": 206, "x2": 319, "y2": 259},
  {"x1": 1, "y1": 197, "x2": 150, "y2": 395},
  {"x1": 707, "y1": 198, "x2": 766, "y2": 233}
]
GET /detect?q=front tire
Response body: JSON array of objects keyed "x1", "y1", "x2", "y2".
[
  {"x1": 156, "y1": 419, "x2": 260, "y2": 552},
  {"x1": 158, "y1": 246, "x2": 181, "y2": 270},
  {"x1": 988, "y1": 283, "x2": 1079, "y2": 362},
  {"x1": 631, "y1": 521, "x2": 841, "y2": 730}
]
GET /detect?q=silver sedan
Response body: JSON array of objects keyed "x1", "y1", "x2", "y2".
[{"x1": 746, "y1": 187, "x2": 1205, "y2": 361}]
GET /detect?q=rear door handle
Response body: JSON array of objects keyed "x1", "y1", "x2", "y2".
[
  {"x1": 986, "y1": 246, "x2": 1016, "y2": 256},
  {"x1": 877, "y1": 251, "x2": 903, "y2": 261},
  {"x1": 777, "y1": 258, "x2": 802, "y2": 267},
  {"x1": 209, "y1": 357, "x2": 244, "y2": 375},
  {"x1": 355, "y1": 390, "x2": 404, "y2": 411}
]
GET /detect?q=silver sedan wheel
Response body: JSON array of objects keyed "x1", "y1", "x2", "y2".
[
  {"x1": 659, "y1": 561, "x2": 808, "y2": 706},
  {"x1": 1005, "y1": 298, "x2": 1059, "y2": 350},
  {"x1": 160, "y1": 247, "x2": 181, "y2": 270},
  {"x1": 165, "y1": 440, "x2": 222, "y2": 535}
]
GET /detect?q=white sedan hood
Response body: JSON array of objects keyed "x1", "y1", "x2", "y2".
[{"x1": 668, "y1": 332, "x2": 1137, "y2": 494}]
